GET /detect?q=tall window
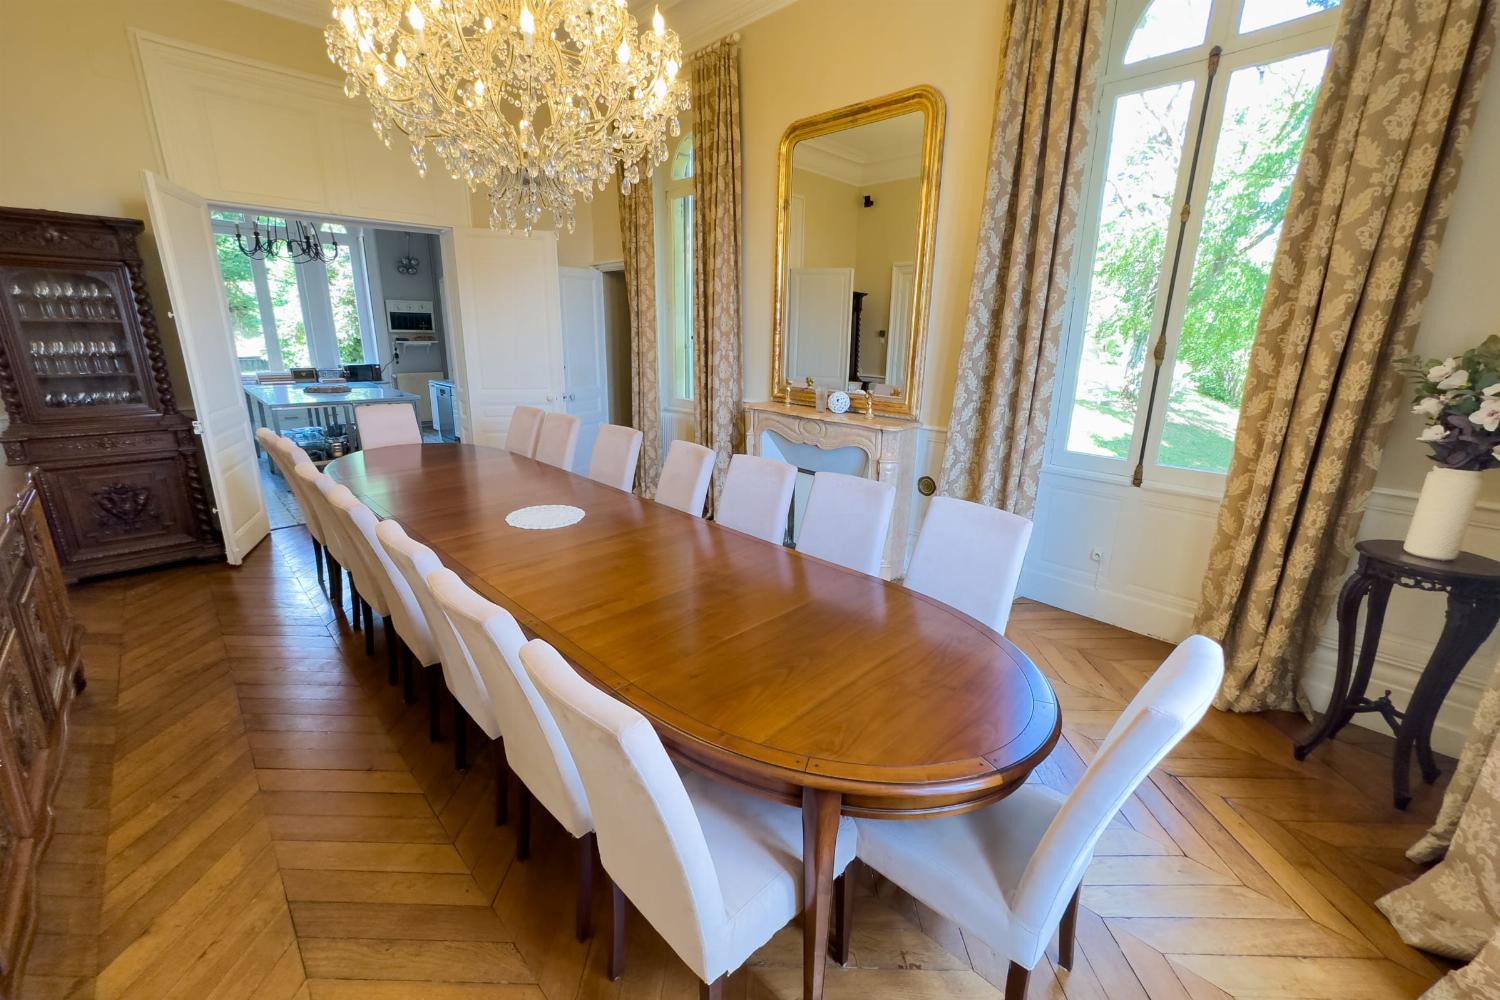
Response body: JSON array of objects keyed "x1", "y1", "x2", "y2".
[
  {"x1": 1053, "y1": 0, "x2": 1339, "y2": 486},
  {"x1": 210, "y1": 209, "x2": 378, "y2": 374},
  {"x1": 661, "y1": 131, "x2": 695, "y2": 409}
]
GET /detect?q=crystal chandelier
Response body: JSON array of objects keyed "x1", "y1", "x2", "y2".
[{"x1": 327, "y1": 0, "x2": 691, "y2": 234}]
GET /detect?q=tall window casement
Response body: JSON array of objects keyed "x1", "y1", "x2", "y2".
[
  {"x1": 1051, "y1": 0, "x2": 1340, "y2": 490},
  {"x1": 210, "y1": 209, "x2": 379, "y2": 375},
  {"x1": 659, "y1": 129, "x2": 696, "y2": 411}
]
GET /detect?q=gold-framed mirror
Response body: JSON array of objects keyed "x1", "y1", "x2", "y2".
[{"x1": 771, "y1": 85, "x2": 945, "y2": 419}]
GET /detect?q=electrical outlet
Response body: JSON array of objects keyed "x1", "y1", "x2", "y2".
[{"x1": 1089, "y1": 548, "x2": 1104, "y2": 563}]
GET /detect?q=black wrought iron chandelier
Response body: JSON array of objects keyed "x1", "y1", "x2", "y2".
[{"x1": 234, "y1": 218, "x2": 340, "y2": 263}]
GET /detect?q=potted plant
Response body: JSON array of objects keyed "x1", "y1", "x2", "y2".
[{"x1": 1403, "y1": 335, "x2": 1500, "y2": 560}]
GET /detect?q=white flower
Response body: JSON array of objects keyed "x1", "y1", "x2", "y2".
[
  {"x1": 1485, "y1": 383, "x2": 1500, "y2": 397},
  {"x1": 1413, "y1": 396, "x2": 1445, "y2": 419},
  {"x1": 1493, "y1": 444, "x2": 1500, "y2": 462},
  {"x1": 1429, "y1": 358, "x2": 1460, "y2": 382},
  {"x1": 1420, "y1": 424, "x2": 1450, "y2": 442},
  {"x1": 1437, "y1": 369, "x2": 1471, "y2": 391},
  {"x1": 1471, "y1": 398, "x2": 1500, "y2": 432}
]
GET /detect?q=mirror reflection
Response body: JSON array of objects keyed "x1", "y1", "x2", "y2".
[{"x1": 783, "y1": 110, "x2": 924, "y2": 397}]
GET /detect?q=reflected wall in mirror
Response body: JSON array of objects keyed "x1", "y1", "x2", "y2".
[{"x1": 773, "y1": 86, "x2": 944, "y2": 419}]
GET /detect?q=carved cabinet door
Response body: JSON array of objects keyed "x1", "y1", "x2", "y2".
[
  {"x1": 0, "y1": 629, "x2": 50, "y2": 822},
  {"x1": 0, "y1": 743, "x2": 33, "y2": 985},
  {"x1": 38, "y1": 456, "x2": 200, "y2": 573}
]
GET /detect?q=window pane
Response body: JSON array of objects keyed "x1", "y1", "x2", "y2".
[
  {"x1": 215, "y1": 234, "x2": 272, "y2": 373},
  {"x1": 670, "y1": 194, "x2": 695, "y2": 400},
  {"x1": 324, "y1": 248, "x2": 368, "y2": 364},
  {"x1": 1159, "y1": 49, "x2": 1327, "y2": 473},
  {"x1": 1065, "y1": 80, "x2": 1195, "y2": 461},
  {"x1": 671, "y1": 134, "x2": 695, "y2": 180},
  {"x1": 1124, "y1": 0, "x2": 1212, "y2": 64},
  {"x1": 263, "y1": 255, "x2": 311, "y2": 369},
  {"x1": 1240, "y1": 0, "x2": 1341, "y2": 34}
]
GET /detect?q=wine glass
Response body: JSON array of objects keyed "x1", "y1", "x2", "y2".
[
  {"x1": 59, "y1": 281, "x2": 77, "y2": 319},
  {"x1": 33, "y1": 281, "x2": 52, "y2": 319}
]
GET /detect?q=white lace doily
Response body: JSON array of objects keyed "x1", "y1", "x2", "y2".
[{"x1": 505, "y1": 504, "x2": 585, "y2": 530}]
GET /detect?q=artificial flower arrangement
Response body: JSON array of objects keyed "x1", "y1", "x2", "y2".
[
  {"x1": 1400, "y1": 334, "x2": 1500, "y2": 560},
  {"x1": 1405, "y1": 334, "x2": 1500, "y2": 470}
]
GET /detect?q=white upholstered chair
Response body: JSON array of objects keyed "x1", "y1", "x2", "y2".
[
  {"x1": 714, "y1": 454, "x2": 795, "y2": 544},
  {"x1": 377, "y1": 520, "x2": 507, "y2": 793},
  {"x1": 795, "y1": 472, "x2": 895, "y2": 576},
  {"x1": 853, "y1": 635, "x2": 1224, "y2": 1000},
  {"x1": 655, "y1": 440, "x2": 714, "y2": 517},
  {"x1": 325, "y1": 487, "x2": 440, "y2": 697},
  {"x1": 431, "y1": 570, "x2": 598, "y2": 938},
  {"x1": 258, "y1": 431, "x2": 326, "y2": 588},
  {"x1": 294, "y1": 463, "x2": 357, "y2": 614},
  {"x1": 587, "y1": 424, "x2": 643, "y2": 492},
  {"x1": 312, "y1": 476, "x2": 391, "y2": 656},
  {"x1": 520, "y1": 637, "x2": 858, "y2": 998},
  {"x1": 536, "y1": 412, "x2": 582, "y2": 470},
  {"x1": 506, "y1": 405, "x2": 545, "y2": 457},
  {"x1": 905, "y1": 496, "x2": 1033, "y2": 634},
  {"x1": 354, "y1": 402, "x2": 422, "y2": 449}
]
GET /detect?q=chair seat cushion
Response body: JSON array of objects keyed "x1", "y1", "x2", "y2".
[
  {"x1": 681, "y1": 771, "x2": 857, "y2": 978},
  {"x1": 853, "y1": 782, "x2": 1066, "y2": 956}
]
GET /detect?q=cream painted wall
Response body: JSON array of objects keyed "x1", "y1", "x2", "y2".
[
  {"x1": 789, "y1": 168, "x2": 860, "y2": 268},
  {"x1": 852, "y1": 175, "x2": 921, "y2": 376},
  {"x1": 0, "y1": 0, "x2": 342, "y2": 407},
  {"x1": 740, "y1": 0, "x2": 1006, "y2": 427}
]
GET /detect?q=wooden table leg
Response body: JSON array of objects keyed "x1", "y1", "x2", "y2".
[
  {"x1": 1296, "y1": 564, "x2": 1374, "y2": 760},
  {"x1": 802, "y1": 787, "x2": 841, "y2": 1000},
  {"x1": 1394, "y1": 593, "x2": 1500, "y2": 808}
]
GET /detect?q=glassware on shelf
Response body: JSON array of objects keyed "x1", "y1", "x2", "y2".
[{"x1": 33, "y1": 281, "x2": 52, "y2": 319}]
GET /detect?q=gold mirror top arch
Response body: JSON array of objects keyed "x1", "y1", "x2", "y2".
[{"x1": 771, "y1": 85, "x2": 946, "y2": 420}]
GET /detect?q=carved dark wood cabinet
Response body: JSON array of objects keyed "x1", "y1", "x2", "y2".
[
  {"x1": 0, "y1": 477, "x2": 84, "y2": 991},
  {"x1": 0, "y1": 207, "x2": 220, "y2": 579}
]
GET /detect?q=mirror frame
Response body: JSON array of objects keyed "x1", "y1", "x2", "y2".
[{"x1": 771, "y1": 85, "x2": 945, "y2": 419}]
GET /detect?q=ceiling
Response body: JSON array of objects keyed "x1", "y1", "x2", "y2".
[
  {"x1": 795, "y1": 113, "x2": 926, "y2": 186},
  {"x1": 226, "y1": 0, "x2": 796, "y2": 52}
]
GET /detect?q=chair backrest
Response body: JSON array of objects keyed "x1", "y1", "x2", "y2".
[
  {"x1": 375, "y1": 519, "x2": 501, "y2": 738},
  {"x1": 506, "y1": 405, "x2": 545, "y2": 457},
  {"x1": 355, "y1": 402, "x2": 422, "y2": 449},
  {"x1": 1008, "y1": 635, "x2": 1223, "y2": 966},
  {"x1": 905, "y1": 496, "x2": 1032, "y2": 634},
  {"x1": 312, "y1": 478, "x2": 390, "y2": 617},
  {"x1": 255, "y1": 426, "x2": 280, "y2": 458},
  {"x1": 277, "y1": 440, "x2": 325, "y2": 544},
  {"x1": 587, "y1": 424, "x2": 643, "y2": 492},
  {"x1": 327, "y1": 488, "x2": 437, "y2": 663},
  {"x1": 715, "y1": 454, "x2": 795, "y2": 544},
  {"x1": 295, "y1": 463, "x2": 351, "y2": 562},
  {"x1": 655, "y1": 440, "x2": 714, "y2": 517},
  {"x1": 795, "y1": 472, "x2": 895, "y2": 576},
  {"x1": 521, "y1": 637, "x2": 726, "y2": 978},
  {"x1": 535, "y1": 412, "x2": 581, "y2": 470},
  {"x1": 431, "y1": 571, "x2": 592, "y2": 838}
]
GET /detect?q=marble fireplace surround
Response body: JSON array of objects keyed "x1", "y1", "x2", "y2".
[{"x1": 743, "y1": 401, "x2": 918, "y2": 579}]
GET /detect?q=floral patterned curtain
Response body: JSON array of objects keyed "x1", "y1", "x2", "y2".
[
  {"x1": 1194, "y1": 0, "x2": 1497, "y2": 713},
  {"x1": 689, "y1": 38, "x2": 744, "y2": 515},
  {"x1": 937, "y1": 0, "x2": 1106, "y2": 518},
  {"x1": 619, "y1": 180, "x2": 663, "y2": 496}
]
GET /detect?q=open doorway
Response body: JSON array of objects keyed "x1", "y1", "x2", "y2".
[{"x1": 208, "y1": 206, "x2": 456, "y2": 528}]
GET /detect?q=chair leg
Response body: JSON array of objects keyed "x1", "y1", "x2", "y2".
[
  {"x1": 401, "y1": 647, "x2": 416, "y2": 705},
  {"x1": 363, "y1": 601, "x2": 375, "y2": 655},
  {"x1": 454, "y1": 701, "x2": 469, "y2": 771},
  {"x1": 312, "y1": 539, "x2": 324, "y2": 586},
  {"x1": 328, "y1": 555, "x2": 343, "y2": 604},
  {"x1": 576, "y1": 832, "x2": 596, "y2": 941},
  {"x1": 427, "y1": 666, "x2": 444, "y2": 742},
  {"x1": 700, "y1": 977, "x2": 724, "y2": 1000},
  {"x1": 494, "y1": 751, "x2": 509, "y2": 826},
  {"x1": 383, "y1": 618, "x2": 397, "y2": 684},
  {"x1": 1058, "y1": 884, "x2": 1081, "y2": 971},
  {"x1": 609, "y1": 882, "x2": 626, "y2": 981},
  {"x1": 1005, "y1": 962, "x2": 1030, "y2": 1000},
  {"x1": 830, "y1": 866, "x2": 855, "y2": 966},
  {"x1": 350, "y1": 589, "x2": 362, "y2": 630},
  {"x1": 516, "y1": 785, "x2": 532, "y2": 861}
]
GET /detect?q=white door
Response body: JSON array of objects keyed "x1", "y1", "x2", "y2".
[
  {"x1": 142, "y1": 171, "x2": 269, "y2": 563},
  {"x1": 885, "y1": 262, "x2": 916, "y2": 389},
  {"x1": 787, "y1": 267, "x2": 854, "y2": 387},
  {"x1": 559, "y1": 267, "x2": 609, "y2": 475},
  {"x1": 443, "y1": 228, "x2": 564, "y2": 448}
]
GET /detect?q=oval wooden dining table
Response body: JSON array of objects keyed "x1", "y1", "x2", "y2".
[{"x1": 327, "y1": 443, "x2": 1061, "y2": 999}]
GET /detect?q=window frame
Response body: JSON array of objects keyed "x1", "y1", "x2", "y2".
[
  {"x1": 657, "y1": 127, "x2": 696, "y2": 414},
  {"x1": 1048, "y1": 0, "x2": 1341, "y2": 493}
]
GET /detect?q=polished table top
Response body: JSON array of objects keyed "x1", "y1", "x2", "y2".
[
  {"x1": 243, "y1": 381, "x2": 419, "y2": 408},
  {"x1": 327, "y1": 443, "x2": 1060, "y2": 812}
]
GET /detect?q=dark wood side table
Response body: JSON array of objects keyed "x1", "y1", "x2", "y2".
[{"x1": 1296, "y1": 539, "x2": 1500, "y2": 809}]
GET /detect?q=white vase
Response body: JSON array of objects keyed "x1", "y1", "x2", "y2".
[{"x1": 1404, "y1": 467, "x2": 1482, "y2": 560}]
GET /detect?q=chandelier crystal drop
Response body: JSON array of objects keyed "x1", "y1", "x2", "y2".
[{"x1": 327, "y1": 0, "x2": 690, "y2": 234}]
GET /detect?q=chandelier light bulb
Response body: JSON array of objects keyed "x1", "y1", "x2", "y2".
[
  {"x1": 519, "y1": 2, "x2": 535, "y2": 37},
  {"x1": 406, "y1": 3, "x2": 424, "y2": 31},
  {"x1": 653, "y1": 6, "x2": 665, "y2": 36},
  {"x1": 616, "y1": 39, "x2": 631, "y2": 64}
]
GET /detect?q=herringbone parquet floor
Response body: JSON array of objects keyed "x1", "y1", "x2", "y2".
[{"x1": 17, "y1": 526, "x2": 1453, "y2": 1000}]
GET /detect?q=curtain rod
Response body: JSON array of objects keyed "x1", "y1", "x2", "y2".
[{"x1": 688, "y1": 32, "x2": 740, "y2": 58}]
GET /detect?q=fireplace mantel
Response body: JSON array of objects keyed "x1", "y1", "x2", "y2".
[{"x1": 743, "y1": 401, "x2": 919, "y2": 579}]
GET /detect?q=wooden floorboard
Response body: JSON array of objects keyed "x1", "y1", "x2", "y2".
[{"x1": 17, "y1": 526, "x2": 1452, "y2": 999}]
